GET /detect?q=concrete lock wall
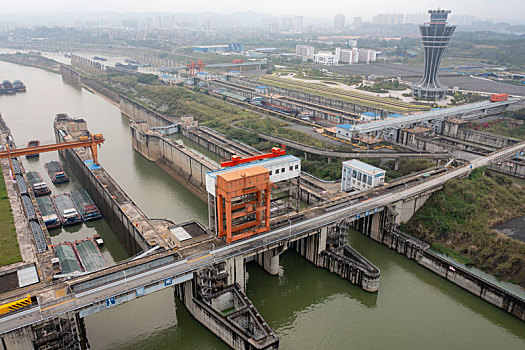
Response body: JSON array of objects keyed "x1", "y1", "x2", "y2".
[
  {"x1": 182, "y1": 128, "x2": 236, "y2": 160},
  {"x1": 119, "y1": 95, "x2": 174, "y2": 128},
  {"x1": 442, "y1": 121, "x2": 518, "y2": 148},
  {"x1": 489, "y1": 160, "x2": 525, "y2": 179},
  {"x1": 360, "y1": 213, "x2": 525, "y2": 321},
  {"x1": 176, "y1": 281, "x2": 278, "y2": 350},
  {"x1": 130, "y1": 124, "x2": 213, "y2": 202},
  {"x1": 60, "y1": 64, "x2": 82, "y2": 87},
  {"x1": 55, "y1": 130, "x2": 150, "y2": 255}
]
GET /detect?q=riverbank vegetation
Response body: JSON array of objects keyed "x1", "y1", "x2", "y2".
[
  {"x1": 0, "y1": 168, "x2": 22, "y2": 267},
  {"x1": 402, "y1": 168, "x2": 525, "y2": 286},
  {"x1": 465, "y1": 117, "x2": 525, "y2": 140}
]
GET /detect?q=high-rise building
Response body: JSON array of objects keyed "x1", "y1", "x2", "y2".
[
  {"x1": 372, "y1": 13, "x2": 404, "y2": 25},
  {"x1": 353, "y1": 17, "x2": 363, "y2": 26},
  {"x1": 411, "y1": 9, "x2": 456, "y2": 100},
  {"x1": 294, "y1": 16, "x2": 303, "y2": 31},
  {"x1": 334, "y1": 14, "x2": 345, "y2": 31}
]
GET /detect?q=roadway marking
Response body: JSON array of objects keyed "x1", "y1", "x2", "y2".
[
  {"x1": 187, "y1": 254, "x2": 211, "y2": 263},
  {"x1": 40, "y1": 298, "x2": 76, "y2": 312}
]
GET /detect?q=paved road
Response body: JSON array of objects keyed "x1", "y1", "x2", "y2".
[{"x1": 1, "y1": 140, "x2": 523, "y2": 335}]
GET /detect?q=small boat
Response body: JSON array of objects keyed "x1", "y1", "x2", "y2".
[
  {"x1": 92, "y1": 56, "x2": 107, "y2": 61},
  {"x1": 93, "y1": 233, "x2": 104, "y2": 246},
  {"x1": 64, "y1": 53, "x2": 72, "y2": 58},
  {"x1": 26, "y1": 171, "x2": 51, "y2": 197},
  {"x1": 52, "y1": 193, "x2": 82, "y2": 226},
  {"x1": 26, "y1": 140, "x2": 40, "y2": 159},
  {"x1": 2, "y1": 80, "x2": 15, "y2": 94},
  {"x1": 13, "y1": 80, "x2": 26, "y2": 92},
  {"x1": 36, "y1": 196, "x2": 61, "y2": 229},
  {"x1": 45, "y1": 161, "x2": 69, "y2": 184}
]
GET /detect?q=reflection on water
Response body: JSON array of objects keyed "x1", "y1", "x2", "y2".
[{"x1": 1, "y1": 60, "x2": 524, "y2": 350}]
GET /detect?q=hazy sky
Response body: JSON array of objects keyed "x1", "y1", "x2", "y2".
[{"x1": 4, "y1": 0, "x2": 525, "y2": 21}]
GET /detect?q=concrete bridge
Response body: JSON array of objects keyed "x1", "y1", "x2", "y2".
[{"x1": 1, "y1": 135, "x2": 524, "y2": 348}]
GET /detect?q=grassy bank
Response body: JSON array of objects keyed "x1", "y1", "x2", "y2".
[
  {"x1": 0, "y1": 167, "x2": 22, "y2": 266},
  {"x1": 402, "y1": 168, "x2": 525, "y2": 287}
]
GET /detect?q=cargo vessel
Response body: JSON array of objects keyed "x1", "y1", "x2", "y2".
[
  {"x1": 36, "y1": 196, "x2": 61, "y2": 229},
  {"x1": 115, "y1": 62, "x2": 138, "y2": 70},
  {"x1": 45, "y1": 161, "x2": 69, "y2": 184},
  {"x1": 54, "y1": 243, "x2": 83, "y2": 274},
  {"x1": 70, "y1": 189, "x2": 102, "y2": 221},
  {"x1": 92, "y1": 56, "x2": 107, "y2": 61},
  {"x1": 26, "y1": 140, "x2": 40, "y2": 159},
  {"x1": 73, "y1": 239, "x2": 107, "y2": 272},
  {"x1": 15, "y1": 174, "x2": 28, "y2": 196},
  {"x1": 1, "y1": 80, "x2": 15, "y2": 94},
  {"x1": 13, "y1": 80, "x2": 26, "y2": 92},
  {"x1": 26, "y1": 171, "x2": 51, "y2": 197},
  {"x1": 52, "y1": 193, "x2": 82, "y2": 226}
]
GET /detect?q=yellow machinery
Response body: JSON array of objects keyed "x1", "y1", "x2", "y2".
[{"x1": 0, "y1": 295, "x2": 33, "y2": 315}]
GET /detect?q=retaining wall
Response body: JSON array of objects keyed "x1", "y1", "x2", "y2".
[
  {"x1": 130, "y1": 123, "x2": 214, "y2": 202},
  {"x1": 119, "y1": 95, "x2": 174, "y2": 127}
]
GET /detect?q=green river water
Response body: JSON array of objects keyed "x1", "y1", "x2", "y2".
[{"x1": 0, "y1": 60, "x2": 524, "y2": 350}]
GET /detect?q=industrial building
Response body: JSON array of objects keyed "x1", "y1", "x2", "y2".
[
  {"x1": 341, "y1": 159, "x2": 385, "y2": 191},
  {"x1": 206, "y1": 154, "x2": 301, "y2": 241},
  {"x1": 411, "y1": 10, "x2": 456, "y2": 100},
  {"x1": 360, "y1": 112, "x2": 381, "y2": 121},
  {"x1": 335, "y1": 124, "x2": 354, "y2": 141},
  {"x1": 193, "y1": 43, "x2": 245, "y2": 53}
]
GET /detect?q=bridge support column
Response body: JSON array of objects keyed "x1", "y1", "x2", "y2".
[
  {"x1": 256, "y1": 246, "x2": 286, "y2": 275},
  {"x1": 292, "y1": 226, "x2": 327, "y2": 266},
  {"x1": 224, "y1": 255, "x2": 246, "y2": 291},
  {"x1": 394, "y1": 159, "x2": 400, "y2": 171},
  {"x1": 370, "y1": 212, "x2": 382, "y2": 241}
]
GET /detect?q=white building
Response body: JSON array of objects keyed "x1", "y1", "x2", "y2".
[
  {"x1": 339, "y1": 48, "x2": 359, "y2": 64},
  {"x1": 360, "y1": 112, "x2": 381, "y2": 121},
  {"x1": 335, "y1": 124, "x2": 355, "y2": 141},
  {"x1": 296, "y1": 45, "x2": 315, "y2": 60},
  {"x1": 341, "y1": 159, "x2": 386, "y2": 192},
  {"x1": 314, "y1": 51, "x2": 339, "y2": 65},
  {"x1": 358, "y1": 49, "x2": 377, "y2": 64}
]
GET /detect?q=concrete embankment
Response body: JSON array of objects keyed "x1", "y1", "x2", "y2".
[
  {"x1": 119, "y1": 95, "x2": 175, "y2": 127},
  {"x1": 357, "y1": 214, "x2": 525, "y2": 321}
]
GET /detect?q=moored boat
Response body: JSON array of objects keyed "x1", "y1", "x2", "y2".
[
  {"x1": 36, "y1": 196, "x2": 61, "y2": 229},
  {"x1": 13, "y1": 80, "x2": 26, "y2": 92},
  {"x1": 2, "y1": 80, "x2": 15, "y2": 94},
  {"x1": 70, "y1": 189, "x2": 102, "y2": 221},
  {"x1": 26, "y1": 171, "x2": 51, "y2": 197},
  {"x1": 45, "y1": 161, "x2": 69, "y2": 184},
  {"x1": 26, "y1": 140, "x2": 40, "y2": 159},
  {"x1": 52, "y1": 193, "x2": 82, "y2": 226}
]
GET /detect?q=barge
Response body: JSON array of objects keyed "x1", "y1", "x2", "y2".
[
  {"x1": 26, "y1": 171, "x2": 51, "y2": 197},
  {"x1": 26, "y1": 140, "x2": 40, "y2": 159},
  {"x1": 52, "y1": 193, "x2": 82, "y2": 226},
  {"x1": 70, "y1": 189, "x2": 102, "y2": 221},
  {"x1": 73, "y1": 239, "x2": 107, "y2": 272},
  {"x1": 36, "y1": 196, "x2": 61, "y2": 229},
  {"x1": 2, "y1": 80, "x2": 15, "y2": 94},
  {"x1": 54, "y1": 243, "x2": 83, "y2": 274},
  {"x1": 45, "y1": 161, "x2": 69, "y2": 184},
  {"x1": 13, "y1": 80, "x2": 26, "y2": 92}
]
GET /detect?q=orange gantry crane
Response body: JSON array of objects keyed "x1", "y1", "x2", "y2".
[
  {"x1": 1, "y1": 134, "x2": 104, "y2": 175},
  {"x1": 220, "y1": 146, "x2": 286, "y2": 168}
]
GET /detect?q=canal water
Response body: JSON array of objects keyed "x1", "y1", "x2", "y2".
[{"x1": 1, "y1": 60, "x2": 524, "y2": 349}]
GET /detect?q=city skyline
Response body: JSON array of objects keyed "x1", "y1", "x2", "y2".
[{"x1": 2, "y1": 0, "x2": 525, "y2": 22}]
